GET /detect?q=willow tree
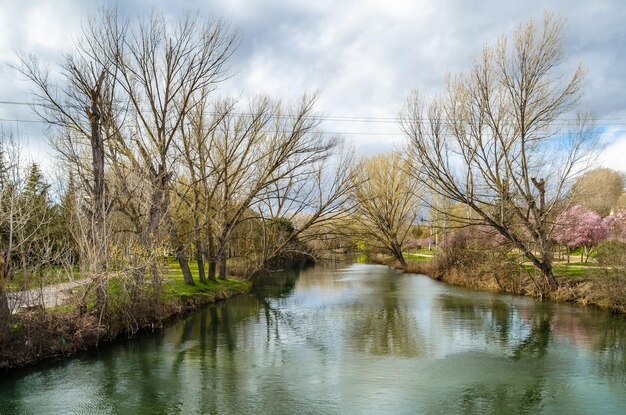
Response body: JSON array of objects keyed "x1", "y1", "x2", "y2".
[
  {"x1": 402, "y1": 12, "x2": 596, "y2": 291},
  {"x1": 353, "y1": 152, "x2": 421, "y2": 266}
]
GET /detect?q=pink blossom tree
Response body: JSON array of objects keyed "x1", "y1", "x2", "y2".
[{"x1": 553, "y1": 205, "x2": 609, "y2": 262}]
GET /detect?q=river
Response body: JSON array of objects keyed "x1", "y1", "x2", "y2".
[{"x1": 1, "y1": 263, "x2": 626, "y2": 414}]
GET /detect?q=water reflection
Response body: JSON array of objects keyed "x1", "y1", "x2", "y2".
[
  {"x1": 350, "y1": 275, "x2": 424, "y2": 357},
  {"x1": 2, "y1": 264, "x2": 626, "y2": 414}
]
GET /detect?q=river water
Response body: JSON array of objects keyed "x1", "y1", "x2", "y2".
[{"x1": 1, "y1": 263, "x2": 626, "y2": 414}]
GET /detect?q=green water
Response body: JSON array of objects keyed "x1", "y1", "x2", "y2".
[{"x1": 1, "y1": 263, "x2": 626, "y2": 414}]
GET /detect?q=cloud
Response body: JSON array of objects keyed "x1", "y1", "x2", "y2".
[
  {"x1": 0, "y1": 0, "x2": 624, "y2": 172},
  {"x1": 600, "y1": 135, "x2": 626, "y2": 172}
]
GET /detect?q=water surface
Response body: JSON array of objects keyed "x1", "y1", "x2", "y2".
[{"x1": 1, "y1": 263, "x2": 626, "y2": 414}]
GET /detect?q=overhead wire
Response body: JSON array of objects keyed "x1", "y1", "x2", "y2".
[{"x1": 1, "y1": 99, "x2": 626, "y2": 136}]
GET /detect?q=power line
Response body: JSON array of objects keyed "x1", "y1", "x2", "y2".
[
  {"x1": 0, "y1": 101, "x2": 32, "y2": 106},
  {"x1": 3, "y1": 99, "x2": 626, "y2": 125},
  {"x1": 0, "y1": 118, "x2": 46, "y2": 124},
  {"x1": 1, "y1": 116, "x2": 626, "y2": 137},
  {"x1": 2, "y1": 100, "x2": 626, "y2": 137}
]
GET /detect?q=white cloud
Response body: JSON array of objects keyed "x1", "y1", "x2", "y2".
[
  {"x1": 0, "y1": 0, "x2": 625, "y2": 171},
  {"x1": 598, "y1": 123, "x2": 626, "y2": 173},
  {"x1": 599, "y1": 135, "x2": 626, "y2": 172}
]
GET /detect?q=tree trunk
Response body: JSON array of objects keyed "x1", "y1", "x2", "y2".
[
  {"x1": 87, "y1": 75, "x2": 108, "y2": 312},
  {"x1": 397, "y1": 254, "x2": 407, "y2": 268},
  {"x1": 540, "y1": 264, "x2": 557, "y2": 294},
  {"x1": 392, "y1": 242, "x2": 407, "y2": 267},
  {"x1": 0, "y1": 285, "x2": 9, "y2": 326},
  {"x1": 208, "y1": 259, "x2": 217, "y2": 282},
  {"x1": 206, "y1": 226, "x2": 217, "y2": 281},
  {"x1": 428, "y1": 228, "x2": 432, "y2": 251},
  {"x1": 218, "y1": 250, "x2": 227, "y2": 280},
  {"x1": 145, "y1": 170, "x2": 168, "y2": 243},
  {"x1": 539, "y1": 236, "x2": 557, "y2": 291},
  {"x1": 168, "y1": 213, "x2": 194, "y2": 286},
  {"x1": 581, "y1": 246, "x2": 585, "y2": 263},
  {"x1": 177, "y1": 253, "x2": 195, "y2": 286},
  {"x1": 192, "y1": 186, "x2": 206, "y2": 283},
  {"x1": 196, "y1": 241, "x2": 206, "y2": 283}
]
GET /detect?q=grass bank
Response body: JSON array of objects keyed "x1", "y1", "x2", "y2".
[
  {"x1": 1, "y1": 262, "x2": 251, "y2": 371},
  {"x1": 369, "y1": 253, "x2": 626, "y2": 314}
]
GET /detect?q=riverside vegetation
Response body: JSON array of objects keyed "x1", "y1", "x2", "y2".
[
  {"x1": 1, "y1": 9, "x2": 625, "y2": 371},
  {"x1": 1, "y1": 8, "x2": 356, "y2": 369}
]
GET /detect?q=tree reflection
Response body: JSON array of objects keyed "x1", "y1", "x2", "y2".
[
  {"x1": 452, "y1": 380, "x2": 547, "y2": 414},
  {"x1": 6, "y1": 266, "x2": 626, "y2": 414},
  {"x1": 350, "y1": 276, "x2": 424, "y2": 357},
  {"x1": 513, "y1": 313, "x2": 552, "y2": 361}
]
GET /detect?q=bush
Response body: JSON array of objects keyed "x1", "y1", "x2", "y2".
[
  {"x1": 595, "y1": 241, "x2": 626, "y2": 267},
  {"x1": 435, "y1": 228, "x2": 520, "y2": 292}
]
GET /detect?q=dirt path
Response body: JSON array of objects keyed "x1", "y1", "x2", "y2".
[{"x1": 7, "y1": 279, "x2": 89, "y2": 312}]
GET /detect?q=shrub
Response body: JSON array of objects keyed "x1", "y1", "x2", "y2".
[
  {"x1": 435, "y1": 227, "x2": 520, "y2": 292},
  {"x1": 595, "y1": 241, "x2": 626, "y2": 267}
]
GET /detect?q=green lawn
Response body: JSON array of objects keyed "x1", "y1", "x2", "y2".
[
  {"x1": 404, "y1": 247, "x2": 437, "y2": 256},
  {"x1": 403, "y1": 253, "x2": 433, "y2": 262},
  {"x1": 553, "y1": 265, "x2": 591, "y2": 278},
  {"x1": 521, "y1": 262, "x2": 597, "y2": 279},
  {"x1": 163, "y1": 260, "x2": 251, "y2": 300}
]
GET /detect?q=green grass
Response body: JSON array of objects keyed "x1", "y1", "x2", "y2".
[
  {"x1": 521, "y1": 263, "x2": 595, "y2": 279},
  {"x1": 404, "y1": 247, "x2": 437, "y2": 256},
  {"x1": 561, "y1": 261, "x2": 594, "y2": 267},
  {"x1": 46, "y1": 303, "x2": 77, "y2": 313},
  {"x1": 404, "y1": 253, "x2": 433, "y2": 262},
  {"x1": 553, "y1": 266, "x2": 590, "y2": 278},
  {"x1": 55, "y1": 260, "x2": 251, "y2": 312},
  {"x1": 163, "y1": 260, "x2": 251, "y2": 300}
]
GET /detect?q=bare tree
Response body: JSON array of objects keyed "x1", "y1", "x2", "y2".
[
  {"x1": 254, "y1": 143, "x2": 360, "y2": 271},
  {"x1": 353, "y1": 152, "x2": 421, "y2": 266},
  {"x1": 402, "y1": 12, "x2": 597, "y2": 291},
  {"x1": 85, "y1": 9, "x2": 239, "y2": 287},
  {"x1": 16, "y1": 45, "x2": 118, "y2": 310},
  {"x1": 0, "y1": 135, "x2": 18, "y2": 323},
  {"x1": 205, "y1": 95, "x2": 340, "y2": 279},
  {"x1": 176, "y1": 96, "x2": 233, "y2": 282}
]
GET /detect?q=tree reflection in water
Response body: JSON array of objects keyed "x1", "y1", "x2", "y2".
[
  {"x1": 2, "y1": 264, "x2": 626, "y2": 414},
  {"x1": 350, "y1": 276, "x2": 424, "y2": 357}
]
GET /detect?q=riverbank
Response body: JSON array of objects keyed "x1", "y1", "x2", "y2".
[
  {"x1": 4, "y1": 263, "x2": 626, "y2": 414},
  {"x1": 0, "y1": 268, "x2": 251, "y2": 371},
  {"x1": 369, "y1": 253, "x2": 626, "y2": 314}
]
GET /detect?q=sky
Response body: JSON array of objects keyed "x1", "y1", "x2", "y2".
[{"x1": 0, "y1": 0, "x2": 624, "y2": 172}]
